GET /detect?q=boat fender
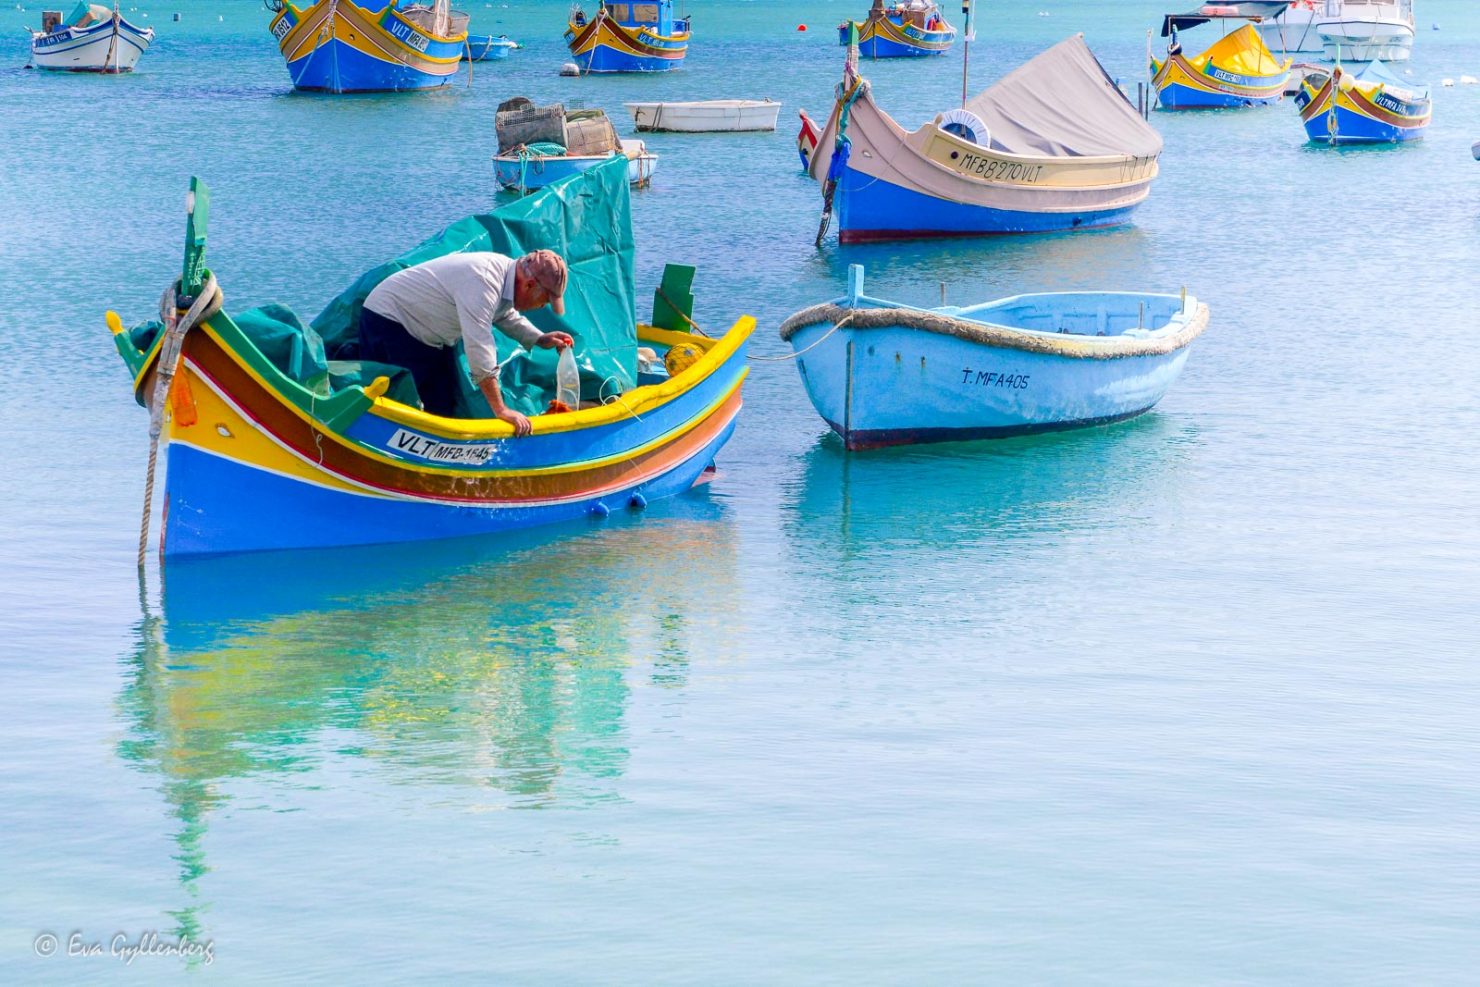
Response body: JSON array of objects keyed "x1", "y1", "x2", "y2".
[
  {"x1": 629, "y1": 493, "x2": 647, "y2": 510},
  {"x1": 590, "y1": 501, "x2": 610, "y2": 519},
  {"x1": 937, "y1": 108, "x2": 990, "y2": 147},
  {"x1": 665, "y1": 342, "x2": 702, "y2": 377}
]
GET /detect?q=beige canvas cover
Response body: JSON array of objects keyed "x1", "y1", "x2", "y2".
[{"x1": 964, "y1": 34, "x2": 1163, "y2": 159}]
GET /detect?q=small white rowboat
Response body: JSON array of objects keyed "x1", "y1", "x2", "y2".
[{"x1": 624, "y1": 99, "x2": 781, "y2": 133}]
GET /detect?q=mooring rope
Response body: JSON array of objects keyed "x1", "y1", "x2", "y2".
[
  {"x1": 777, "y1": 302, "x2": 1210, "y2": 359},
  {"x1": 138, "y1": 273, "x2": 223, "y2": 567},
  {"x1": 749, "y1": 312, "x2": 854, "y2": 362}
]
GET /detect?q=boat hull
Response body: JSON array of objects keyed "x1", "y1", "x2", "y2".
[
  {"x1": 625, "y1": 101, "x2": 781, "y2": 132},
  {"x1": 564, "y1": 16, "x2": 688, "y2": 73},
  {"x1": 1256, "y1": 7, "x2": 1324, "y2": 54},
  {"x1": 494, "y1": 148, "x2": 658, "y2": 192},
  {"x1": 271, "y1": 0, "x2": 466, "y2": 93},
  {"x1": 834, "y1": 165, "x2": 1143, "y2": 241},
  {"x1": 1152, "y1": 50, "x2": 1289, "y2": 109},
  {"x1": 783, "y1": 295, "x2": 1204, "y2": 450},
  {"x1": 1317, "y1": 18, "x2": 1413, "y2": 61},
  {"x1": 30, "y1": 16, "x2": 153, "y2": 72},
  {"x1": 462, "y1": 34, "x2": 514, "y2": 61}
]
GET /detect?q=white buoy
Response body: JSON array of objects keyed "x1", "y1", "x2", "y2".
[
  {"x1": 1461, "y1": 75, "x2": 1478, "y2": 85},
  {"x1": 1442, "y1": 78, "x2": 1454, "y2": 87},
  {"x1": 559, "y1": 62, "x2": 580, "y2": 76}
]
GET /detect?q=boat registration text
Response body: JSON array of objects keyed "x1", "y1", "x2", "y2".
[
  {"x1": 960, "y1": 368, "x2": 1031, "y2": 390},
  {"x1": 386, "y1": 17, "x2": 430, "y2": 52},
  {"x1": 388, "y1": 429, "x2": 496, "y2": 464},
  {"x1": 950, "y1": 152, "x2": 1046, "y2": 184}
]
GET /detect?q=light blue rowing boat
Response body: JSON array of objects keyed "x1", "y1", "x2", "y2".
[
  {"x1": 494, "y1": 139, "x2": 658, "y2": 194},
  {"x1": 779, "y1": 265, "x2": 1210, "y2": 450}
]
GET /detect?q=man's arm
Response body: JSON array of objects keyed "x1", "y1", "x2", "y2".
[{"x1": 478, "y1": 374, "x2": 531, "y2": 437}]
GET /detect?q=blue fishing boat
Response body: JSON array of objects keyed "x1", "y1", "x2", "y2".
[
  {"x1": 839, "y1": 0, "x2": 955, "y2": 58},
  {"x1": 109, "y1": 159, "x2": 753, "y2": 558},
  {"x1": 565, "y1": 0, "x2": 690, "y2": 73},
  {"x1": 462, "y1": 33, "x2": 516, "y2": 61},
  {"x1": 266, "y1": 0, "x2": 468, "y2": 93},
  {"x1": 800, "y1": 35, "x2": 1163, "y2": 242},
  {"x1": 1295, "y1": 60, "x2": 1430, "y2": 143},
  {"x1": 779, "y1": 266, "x2": 1209, "y2": 450},
  {"x1": 1151, "y1": 6, "x2": 1292, "y2": 110},
  {"x1": 495, "y1": 140, "x2": 658, "y2": 194}
]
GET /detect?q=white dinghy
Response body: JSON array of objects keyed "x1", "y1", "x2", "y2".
[
  {"x1": 624, "y1": 99, "x2": 782, "y2": 133},
  {"x1": 29, "y1": 2, "x2": 154, "y2": 73}
]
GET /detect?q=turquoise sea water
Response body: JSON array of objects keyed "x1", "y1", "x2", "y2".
[{"x1": 4, "y1": 0, "x2": 1480, "y2": 980}]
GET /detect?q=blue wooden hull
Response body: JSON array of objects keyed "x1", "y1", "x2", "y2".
[
  {"x1": 494, "y1": 152, "x2": 656, "y2": 192},
  {"x1": 784, "y1": 287, "x2": 1204, "y2": 450},
  {"x1": 462, "y1": 34, "x2": 514, "y2": 61},
  {"x1": 161, "y1": 421, "x2": 734, "y2": 557},
  {"x1": 286, "y1": 36, "x2": 453, "y2": 92},
  {"x1": 846, "y1": 32, "x2": 947, "y2": 58},
  {"x1": 571, "y1": 44, "x2": 683, "y2": 73},
  {"x1": 1155, "y1": 81, "x2": 1283, "y2": 109},
  {"x1": 1302, "y1": 102, "x2": 1426, "y2": 142},
  {"x1": 835, "y1": 165, "x2": 1142, "y2": 241}
]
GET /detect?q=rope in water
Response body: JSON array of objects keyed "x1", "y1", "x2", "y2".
[{"x1": 138, "y1": 273, "x2": 223, "y2": 567}]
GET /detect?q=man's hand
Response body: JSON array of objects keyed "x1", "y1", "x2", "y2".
[
  {"x1": 496, "y1": 407, "x2": 532, "y2": 437},
  {"x1": 535, "y1": 332, "x2": 575, "y2": 351}
]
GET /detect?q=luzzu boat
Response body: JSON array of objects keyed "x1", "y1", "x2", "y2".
[
  {"x1": 839, "y1": 0, "x2": 955, "y2": 58},
  {"x1": 780, "y1": 265, "x2": 1210, "y2": 450},
  {"x1": 800, "y1": 34, "x2": 1163, "y2": 242},
  {"x1": 28, "y1": 2, "x2": 154, "y2": 72},
  {"x1": 565, "y1": 0, "x2": 690, "y2": 74},
  {"x1": 1296, "y1": 60, "x2": 1429, "y2": 142},
  {"x1": 110, "y1": 159, "x2": 753, "y2": 558},
  {"x1": 1152, "y1": 8, "x2": 1293, "y2": 109},
  {"x1": 266, "y1": 0, "x2": 468, "y2": 93}
]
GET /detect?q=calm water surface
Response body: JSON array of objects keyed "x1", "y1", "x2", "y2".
[{"x1": 3, "y1": 0, "x2": 1479, "y2": 981}]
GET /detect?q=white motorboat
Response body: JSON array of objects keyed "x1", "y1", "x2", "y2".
[
  {"x1": 1255, "y1": 0, "x2": 1325, "y2": 54},
  {"x1": 29, "y1": 3, "x2": 154, "y2": 73},
  {"x1": 624, "y1": 99, "x2": 782, "y2": 133},
  {"x1": 1316, "y1": 0, "x2": 1414, "y2": 62}
]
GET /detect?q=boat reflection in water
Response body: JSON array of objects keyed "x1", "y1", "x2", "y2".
[
  {"x1": 117, "y1": 501, "x2": 739, "y2": 938},
  {"x1": 783, "y1": 415, "x2": 1195, "y2": 603}
]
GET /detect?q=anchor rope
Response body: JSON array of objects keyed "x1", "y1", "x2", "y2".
[{"x1": 138, "y1": 273, "x2": 223, "y2": 567}]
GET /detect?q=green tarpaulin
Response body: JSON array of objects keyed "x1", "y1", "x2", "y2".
[{"x1": 312, "y1": 156, "x2": 638, "y2": 416}]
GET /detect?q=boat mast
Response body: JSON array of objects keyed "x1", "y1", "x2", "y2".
[
  {"x1": 959, "y1": 0, "x2": 974, "y2": 107},
  {"x1": 433, "y1": 0, "x2": 450, "y2": 36}
]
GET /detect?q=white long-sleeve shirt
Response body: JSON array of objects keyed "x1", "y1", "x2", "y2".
[{"x1": 362, "y1": 252, "x2": 545, "y2": 382}]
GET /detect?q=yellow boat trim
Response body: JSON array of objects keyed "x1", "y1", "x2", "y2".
[
  {"x1": 372, "y1": 316, "x2": 756, "y2": 440},
  {"x1": 183, "y1": 320, "x2": 750, "y2": 479}
]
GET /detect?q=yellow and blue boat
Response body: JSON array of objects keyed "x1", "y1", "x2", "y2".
[
  {"x1": 1152, "y1": 9, "x2": 1291, "y2": 110},
  {"x1": 111, "y1": 159, "x2": 753, "y2": 559},
  {"x1": 839, "y1": 0, "x2": 955, "y2": 59},
  {"x1": 565, "y1": 0, "x2": 690, "y2": 74},
  {"x1": 266, "y1": 0, "x2": 468, "y2": 93},
  {"x1": 1296, "y1": 61, "x2": 1430, "y2": 144}
]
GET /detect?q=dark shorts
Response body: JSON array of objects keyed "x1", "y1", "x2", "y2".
[{"x1": 358, "y1": 307, "x2": 463, "y2": 417}]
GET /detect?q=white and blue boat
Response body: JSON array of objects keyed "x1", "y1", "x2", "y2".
[
  {"x1": 28, "y1": 2, "x2": 154, "y2": 73},
  {"x1": 494, "y1": 140, "x2": 658, "y2": 194},
  {"x1": 800, "y1": 35, "x2": 1163, "y2": 243},
  {"x1": 462, "y1": 33, "x2": 517, "y2": 61},
  {"x1": 780, "y1": 266, "x2": 1210, "y2": 450}
]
